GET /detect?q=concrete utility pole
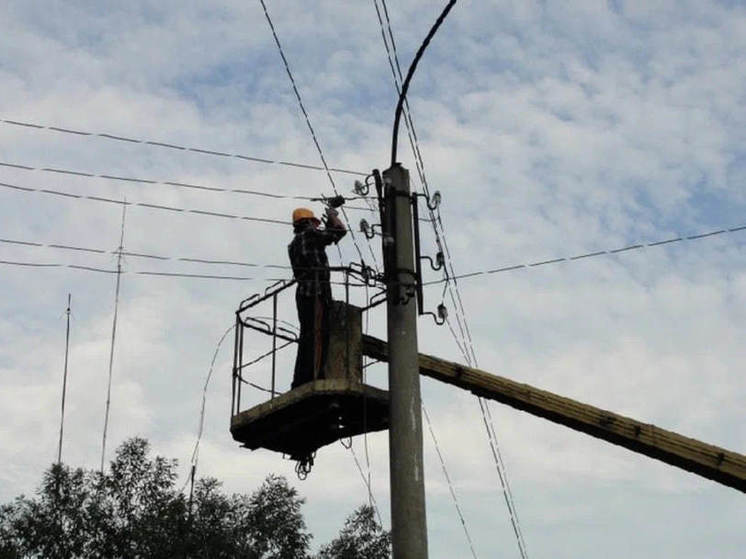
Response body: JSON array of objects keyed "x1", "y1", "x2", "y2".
[{"x1": 383, "y1": 163, "x2": 429, "y2": 558}]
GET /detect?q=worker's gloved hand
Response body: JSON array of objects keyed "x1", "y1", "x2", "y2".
[{"x1": 325, "y1": 207, "x2": 339, "y2": 218}]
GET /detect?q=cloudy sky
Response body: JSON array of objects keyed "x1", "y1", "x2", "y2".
[{"x1": 1, "y1": 0, "x2": 745, "y2": 557}]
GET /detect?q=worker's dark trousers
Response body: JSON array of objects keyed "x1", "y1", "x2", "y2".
[{"x1": 292, "y1": 293, "x2": 330, "y2": 389}]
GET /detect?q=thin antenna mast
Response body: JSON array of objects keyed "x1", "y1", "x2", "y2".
[
  {"x1": 101, "y1": 203, "x2": 127, "y2": 472},
  {"x1": 57, "y1": 293, "x2": 72, "y2": 464}
]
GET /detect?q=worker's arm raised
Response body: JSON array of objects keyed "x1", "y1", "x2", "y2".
[{"x1": 316, "y1": 207, "x2": 347, "y2": 244}]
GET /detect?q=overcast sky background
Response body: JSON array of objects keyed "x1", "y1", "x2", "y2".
[{"x1": 1, "y1": 1, "x2": 745, "y2": 557}]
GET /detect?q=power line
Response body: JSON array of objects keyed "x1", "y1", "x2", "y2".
[
  {"x1": 0, "y1": 235, "x2": 292, "y2": 269},
  {"x1": 373, "y1": 7, "x2": 523, "y2": 554},
  {"x1": 0, "y1": 257, "x2": 375, "y2": 286},
  {"x1": 0, "y1": 160, "x2": 378, "y2": 212},
  {"x1": 374, "y1": 10, "x2": 478, "y2": 543},
  {"x1": 476, "y1": 397, "x2": 528, "y2": 559},
  {"x1": 372, "y1": 0, "x2": 480, "y2": 387},
  {"x1": 374, "y1": 0, "x2": 431, "y2": 212},
  {"x1": 390, "y1": 0, "x2": 457, "y2": 166},
  {"x1": 0, "y1": 257, "x2": 259, "y2": 280},
  {"x1": 374, "y1": 0, "x2": 462, "y2": 327},
  {"x1": 183, "y1": 324, "x2": 236, "y2": 494},
  {"x1": 374, "y1": 0, "x2": 473, "y2": 365},
  {"x1": 423, "y1": 223, "x2": 746, "y2": 285},
  {"x1": 0, "y1": 117, "x2": 366, "y2": 177},
  {"x1": 349, "y1": 445, "x2": 384, "y2": 527},
  {"x1": 375, "y1": 5, "x2": 522, "y2": 556},
  {"x1": 481, "y1": 399, "x2": 529, "y2": 555},
  {"x1": 422, "y1": 403, "x2": 478, "y2": 559},
  {"x1": 445, "y1": 306, "x2": 529, "y2": 559},
  {"x1": 443, "y1": 290, "x2": 529, "y2": 559},
  {"x1": 0, "y1": 179, "x2": 289, "y2": 225},
  {"x1": 372, "y1": 0, "x2": 465, "y2": 344},
  {"x1": 257, "y1": 0, "x2": 379, "y2": 272},
  {"x1": 0, "y1": 235, "x2": 392, "y2": 277},
  {"x1": 374, "y1": 0, "x2": 473, "y2": 364}
]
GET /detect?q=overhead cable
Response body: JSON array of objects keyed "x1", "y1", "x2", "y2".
[
  {"x1": 375, "y1": 0, "x2": 480, "y2": 385},
  {"x1": 375, "y1": 0, "x2": 475, "y2": 365},
  {"x1": 0, "y1": 257, "x2": 260, "y2": 280},
  {"x1": 422, "y1": 223, "x2": 746, "y2": 285},
  {"x1": 375, "y1": 5, "x2": 520, "y2": 555},
  {"x1": 349, "y1": 445, "x2": 384, "y2": 527},
  {"x1": 0, "y1": 117, "x2": 366, "y2": 176},
  {"x1": 257, "y1": 0, "x2": 379, "y2": 271},
  {"x1": 374, "y1": 8, "x2": 528, "y2": 553},
  {"x1": 390, "y1": 0, "x2": 457, "y2": 166},
  {"x1": 0, "y1": 236, "x2": 391, "y2": 274},
  {"x1": 422, "y1": 403, "x2": 479, "y2": 559},
  {"x1": 0, "y1": 179, "x2": 289, "y2": 225},
  {"x1": 373, "y1": 0, "x2": 466, "y2": 356},
  {"x1": 183, "y1": 324, "x2": 236, "y2": 494},
  {"x1": 0, "y1": 160, "x2": 377, "y2": 212},
  {"x1": 0, "y1": 257, "x2": 375, "y2": 286},
  {"x1": 445, "y1": 301, "x2": 529, "y2": 559},
  {"x1": 476, "y1": 396, "x2": 528, "y2": 559}
]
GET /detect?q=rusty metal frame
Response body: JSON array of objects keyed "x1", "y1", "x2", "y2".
[{"x1": 232, "y1": 266, "x2": 386, "y2": 418}]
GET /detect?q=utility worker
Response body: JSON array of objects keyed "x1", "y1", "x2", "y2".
[{"x1": 288, "y1": 205, "x2": 347, "y2": 388}]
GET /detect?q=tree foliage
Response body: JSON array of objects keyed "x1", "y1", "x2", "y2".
[
  {"x1": 0, "y1": 438, "x2": 311, "y2": 558},
  {"x1": 0, "y1": 438, "x2": 390, "y2": 559},
  {"x1": 318, "y1": 505, "x2": 391, "y2": 559}
]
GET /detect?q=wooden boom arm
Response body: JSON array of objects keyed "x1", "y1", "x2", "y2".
[{"x1": 361, "y1": 335, "x2": 746, "y2": 493}]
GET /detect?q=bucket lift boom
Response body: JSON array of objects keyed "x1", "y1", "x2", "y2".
[{"x1": 361, "y1": 335, "x2": 746, "y2": 493}]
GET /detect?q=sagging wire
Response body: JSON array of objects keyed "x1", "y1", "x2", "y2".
[
  {"x1": 441, "y1": 268, "x2": 529, "y2": 558},
  {"x1": 0, "y1": 118, "x2": 367, "y2": 177},
  {"x1": 0, "y1": 160, "x2": 377, "y2": 211},
  {"x1": 0, "y1": 235, "x2": 285, "y2": 268},
  {"x1": 0, "y1": 256, "x2": 391, "y2": 287},
  {"x1": 423, "y1": 403, "x2": 479, "y2": 559},
  {"x1": 444, "y1": 295, "x2": 529, "y2": 559},
  {"x1": 477, "y1": 397, "x2": 529, "y2": 559},
  {"x1": 420, "y1": 223, "x2": 746, "y2": 283},
  {"x1": 6, "y1": 220, "x2": 742, "y2": 283},
  {"x1": 0, "y1": 179, "x2": 289, "y2": 225},
  {"x1": 182, "y1": 324, "x2": 236, "y2": 494},
  {"x1": 390, "y1": 0, "x2": 458, "y2": 166},
  {"x1": 482, "y1": 399, "x2": 529, "y2": 556},
  {"x1": 0, "y1": 235, "x2": 393, "y2": 278},
  {"x1": 257, "y1": 0, "x2": 380, "y2": 274},
  {"x1": 374, "y1": 0, "x2": 464, "y2": 342},
  {"x1": 350, "y1": 444, "x2": 384, "y2": 526}
]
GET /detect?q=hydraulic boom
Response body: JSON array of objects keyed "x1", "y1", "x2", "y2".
[{"x1": 362, "y1": 335, "x2": 746, "y2": 493}]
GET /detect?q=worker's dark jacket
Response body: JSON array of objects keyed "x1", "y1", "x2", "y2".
[
  {"x1": 288, "y1": 222, "x2": 347, "y2": 301},
  {"x1": 288, "y1": 220, "x2": 346, "y2": 388}
]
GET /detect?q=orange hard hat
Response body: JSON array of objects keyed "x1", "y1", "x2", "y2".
[{"x1": 292, "y1": 207, "x2": 318, "y2": 224}]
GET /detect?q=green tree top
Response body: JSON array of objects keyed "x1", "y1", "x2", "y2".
[{"x1": 0, "y1": 438, "x2": 389, "y2": 559}]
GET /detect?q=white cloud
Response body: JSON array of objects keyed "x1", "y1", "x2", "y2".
[{"x1": 1, "y1": 1, "x2": 745, "y2": 557}]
